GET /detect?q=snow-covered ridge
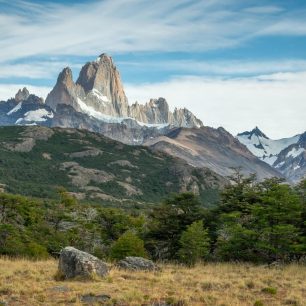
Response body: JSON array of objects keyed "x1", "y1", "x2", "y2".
[
  {"x1": 237, "y1": 128, "x2": 300, "y2": 165},
  {"x1": 77, "y1": 98, "x2": 168, "y2": 129},
  {"x1": 7, "y1": 102, "x2": 22, "y2": 115}
]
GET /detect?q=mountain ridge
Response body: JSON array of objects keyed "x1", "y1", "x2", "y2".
[{"x1": 237, "y1": 127, "x2": 305, "y2": 182}]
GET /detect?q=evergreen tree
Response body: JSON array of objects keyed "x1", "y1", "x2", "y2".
[
  {"x1": 110, "y1": 231, "x2": 147, "y2": 260},
  {"x1": 178, "y1": 220, "x2": 210, "y2": 266},
  {"x1": 145, "y1": 193, "x2": 206, "y2": 260}
]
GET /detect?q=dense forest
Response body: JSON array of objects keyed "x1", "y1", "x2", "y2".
[{"x1": 0, "y1": 171, "x2": 305, "y2": 265}]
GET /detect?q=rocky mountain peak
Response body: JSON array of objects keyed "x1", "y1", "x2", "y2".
[
  {"x1": 237, "y1": 126, "x2": 268, "y2": 140},
  {"x1": 15, "y1": 87, "x2": 30, "y2": 102},
  {"x1": 251, "y1": 126, "x2": 269, "y2": 139},
  {"x1": 45, "y1": 52, "x2": 203, "y2": 128}
]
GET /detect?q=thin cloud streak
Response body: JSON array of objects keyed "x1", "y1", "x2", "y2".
[
  {"x1": 119, "y1": 59, "x2": 306, "y2": 76},
  {"x1": 1, "y1": 0, "x2": 306, "y2": 63}
]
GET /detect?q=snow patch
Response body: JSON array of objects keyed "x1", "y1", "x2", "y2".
[
  {"x1": 286, "y1": 147, "x2": 304, "y2": 158},
  {"x1": 77, "y1": 97, "x2": 169, "y2": 129},
  {"x1": 261, "y1": 155, "x2": 277, "y2": 166},
  {"x1": 7, "y1": 102, "x2": 22, "y2": 115},
  {"x1": 275, "y1": 161, "x2": 285, "y2": 168},
  {"x1": 24, "y1": 109, "x2": 54, "y2": 122},
  {"x1": 91, "y1": 88, "x2": 110, "y2": 103},
  {"x1": 293, "y1": 165, "x2": 300, "y2": 170}
]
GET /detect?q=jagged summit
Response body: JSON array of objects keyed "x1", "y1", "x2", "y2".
[
  {"x1": 238, "y1": 126, "x2": 269, "y2": 139},
  {"x1": 15, "y1": 87, "x2": 30, "y2": 102},
  {"x1": 46, "y1": 53, "x2": 203, "y2": 128}
]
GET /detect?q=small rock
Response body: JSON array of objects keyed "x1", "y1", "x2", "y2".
[
  {"x1": 58, "y1": 246, "x2": 109, "y2": 279},
  {"x1": 117, "y1": 256, "x2": 158, "y2": 271},
  {"x1": 49, "y1": 286, "x2": 70, "y2": 293},
  {"x1": 80, "y1": 294, "x2": 111, "y2": 303}
]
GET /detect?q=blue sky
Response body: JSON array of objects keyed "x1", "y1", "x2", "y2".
[{"x1": 0, "y1": 0, "x2": 305, "y2": 137}]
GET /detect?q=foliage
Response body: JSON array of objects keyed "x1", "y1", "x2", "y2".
[
  {"x1": 215, "y1": 172, "x2": 304, "y2": 263},
  {"x1": 110, "y1": 231, "x2": 147, "y2": 260},
  {"x1": 0, "y1": 170, "x2": 305, "y2": 263},
  {"x1": 178, "y1": 220, "x2": 210, "y2": 266},
  {"x1": 145, "y1": 193, "x2": 206, "y2": 260}
]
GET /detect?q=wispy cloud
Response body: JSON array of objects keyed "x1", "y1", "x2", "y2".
[
  {"x1": 119, "y1": 59, "x2": 306, "y2": 77},
  {"x1": 0, "y1": 0, "x2": 306, "y2": 63},
  {"x1": 125, "y1": 71, "x2": 306, "y2": 139}
]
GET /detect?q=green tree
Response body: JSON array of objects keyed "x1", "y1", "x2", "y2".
[
  {"x1": 110, "y1": 231, "x2": 147, "y2": 260},
  {"x1": 251, "y1": 180, "x2": 303, "y2": 262},
  {"x1": 178, "y1": 220, "x2": 210, "y2": 266},
  {"x1": 146, "y1": 193, "x2": 206, "y2": 260}
]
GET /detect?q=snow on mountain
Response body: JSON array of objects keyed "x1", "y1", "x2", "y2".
[
  {"x1": 7, "y1": 102, "x2": 22, "y2": 115},
  {"x1": 237, "y1": 127, "x2": 305, "y2": 182},
  {"x1": 237, "y1": 127, "x2": 300, "y2": 165}
]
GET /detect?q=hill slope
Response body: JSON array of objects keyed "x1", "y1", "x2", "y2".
[
  {"x1": 0, "y1": 126, "x2": 225, "y2": 206},
  {"x1": 144, "y1": 127, "x2": 281, "y2": 180}
]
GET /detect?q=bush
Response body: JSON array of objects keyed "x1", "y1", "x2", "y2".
[
  {"x1": 178, "y1": 220, "x2": 210, "y2": 266},
  {"x1": 110, "y1": 231, "x2": 147, "y2": 260}
]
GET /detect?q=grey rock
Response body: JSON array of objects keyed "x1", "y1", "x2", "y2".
[
  {"x1": 58, "y1": 246, "x2": 108, "y2": 279},
  {"x1": 15, "y1": 87, "x2": 30, "y2": 102},
  {"x1": 80, "y1": 294, "x2": 111, "y2": 304},
  {"x1": 117, "y1": 256, "x2": 158, "y2": 271},
  {"x1": 49, "y1": 285, "x2": 70, "y2": 292}
]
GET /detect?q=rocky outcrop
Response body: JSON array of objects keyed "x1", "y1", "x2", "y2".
[
  {"x1": 45, "y1": 53, "x2": 202, "y2": 129},
  {"x1": 15, "y1": 87, "x2": 30, "y2": 102},
  {"x1": 58, "y1": 247, "x2": 109, "y2": 279},
  {"x1": 129, "y1": 98, "x2": 202, "y2": 128},
  {"x1": 76, "y1": 53, "x2": 129, "y2": 117},
  {"x1": 117, "y1": 256, "x2": 158, "y2": 271}
]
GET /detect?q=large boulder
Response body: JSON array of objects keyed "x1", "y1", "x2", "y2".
[
  {"x1": 117, "y1": 256, "x2": 158, "y2": 271},
  {"x1": 58, "y1": 247, "x2": 108, "y2": 279}
]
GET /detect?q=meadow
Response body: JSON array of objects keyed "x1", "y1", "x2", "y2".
[{"x1": 0, "y1": 257, "x2": 305, "y2": 306}]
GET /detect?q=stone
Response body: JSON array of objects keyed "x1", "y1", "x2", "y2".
[
  {"x1": 15, "y1": 87, "x2": 30, "y2": 102},
  {"x1": 58, "y1": 246, "x2": 109, "y2": 279},
  {"x1": 117, "y1": 256, "x2": 158, "y2": 271},
  {"x1": 80, "y1": 294, "x2": 111, "y2": 304}
]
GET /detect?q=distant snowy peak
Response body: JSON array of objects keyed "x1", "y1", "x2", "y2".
[
  {"x1": 238, "y1": 126, "x2": 269, "y2": 140},
  {"x1": 237, "y1": 127, "x2": 300, "y2": 165},
  {"x1": 237, "y1": 127, "x2": 305, "y2": 182},
  {"x1": 273, "y1": 132, "x2": 306, "y2": 183}
]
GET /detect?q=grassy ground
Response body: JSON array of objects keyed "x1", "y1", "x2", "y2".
[{"x1": 0, "y1": 258, "x2": 305, "y2": 306}]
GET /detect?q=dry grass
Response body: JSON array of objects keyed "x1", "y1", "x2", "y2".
[{"x1": 0, "y1": 257, "x2": 305, "y2": 305}]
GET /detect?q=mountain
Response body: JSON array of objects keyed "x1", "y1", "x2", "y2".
[
  {"x1": 0, "y1": 125, "x2": 226, "y2": 206},
  {"x1": 237, "y1": 127, "x2": 305, "y2": 182},
  {"x1": 273, "y1": 132, "x2": 306, "y2": 183},
  {"x1": 45, "y1": 53, "x2": 203, "y2": 130},
  {"x1": 144, "y1": 126, "x2": 281, "y2": 180},
  {"x1": 0, "y1": 54, "x2": 202, "y2": 145},
  {"x1": 0, "y1": 53, "x2": 293, "y2": 183},
  {"x1": 0, "y1": 87, "x2": 53, "y2": 126}
]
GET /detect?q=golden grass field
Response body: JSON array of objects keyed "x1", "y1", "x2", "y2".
[{"x1": 0, "y1": 257, "x2": 305, "y2": 306}]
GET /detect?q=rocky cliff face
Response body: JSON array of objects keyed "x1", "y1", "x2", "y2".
[{"x1": 45, "y1": 53, "x2": 202, "y2": 129}]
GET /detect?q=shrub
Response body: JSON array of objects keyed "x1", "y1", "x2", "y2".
[
  {"x1": 110, "y1": 231, "x2": 147, "y2": 260},
  {"x1": 261, "y1": 287, "x2": 277, "y2": 295},
  {"x1": 178, "y1": 220, "x2": 210, "y2": 266}
]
